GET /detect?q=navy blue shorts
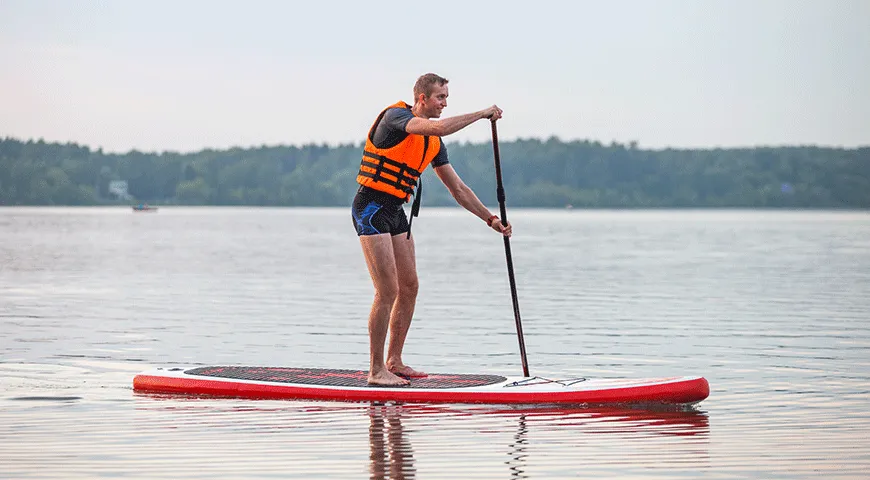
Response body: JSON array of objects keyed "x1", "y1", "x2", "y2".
[{"x1": 351, "y1": 187, "x2": 409, "y2": 236}]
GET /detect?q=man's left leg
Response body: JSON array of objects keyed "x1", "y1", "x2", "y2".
[{"x1": 386, "y1": 232, "x2": 426, "y2": 378}]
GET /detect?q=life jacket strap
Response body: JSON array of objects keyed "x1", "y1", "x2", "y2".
[
  {"x1": 406, "y1": 177, "x2": 423, "y2": 239},
  {"x1": 359, "y1": 151, "x2": 421, "y2": 195}
]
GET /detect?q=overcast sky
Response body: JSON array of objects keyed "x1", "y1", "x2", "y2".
[{"x1": 1, "y1": 0, "x2": 868, "y2": 153}]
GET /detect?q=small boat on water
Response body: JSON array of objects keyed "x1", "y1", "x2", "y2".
[{"x1": 132, "y1": 204, "x2": 158, "y2": 212}]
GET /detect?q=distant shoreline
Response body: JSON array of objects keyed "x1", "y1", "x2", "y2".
[{"x1": 2, "y1": 137, "x2": 868, "y2": 209}]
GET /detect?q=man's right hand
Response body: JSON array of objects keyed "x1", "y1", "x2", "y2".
[{"x1": 484, "y1": 105, "x2": 503, "y2": 121}]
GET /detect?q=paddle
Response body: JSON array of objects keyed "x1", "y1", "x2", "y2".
[{"x1": 490, "y1": 119, "x2": 530, "y2": 377}]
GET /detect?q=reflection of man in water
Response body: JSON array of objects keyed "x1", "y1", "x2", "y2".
[{"x1": 369, "y1": 404, "x2": 415, "y2": 480}]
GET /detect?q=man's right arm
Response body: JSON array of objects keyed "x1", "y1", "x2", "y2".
[{"x1": 405, "y1": 105, "x2": 502, "y2": 137}]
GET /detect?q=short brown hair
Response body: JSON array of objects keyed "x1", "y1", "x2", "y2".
[{"x1": 413, "y1": 73, "x2": 449, "y2": 102}]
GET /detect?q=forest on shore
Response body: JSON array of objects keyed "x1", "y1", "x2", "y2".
[{"x1": 1, "y1": 136, "x2": 868, "y2": 208}]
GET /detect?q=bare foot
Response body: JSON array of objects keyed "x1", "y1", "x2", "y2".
[
  {"x1": 388, "y1": 363, "x2": 428, "y2": 378},
  {"x1": 368, "y1": 369, "x2": 410, "y2": 386}
]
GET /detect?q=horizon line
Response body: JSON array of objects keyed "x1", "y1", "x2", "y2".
[{"x1": 2, "y1": 134, "x2": 868, "y2": 155}]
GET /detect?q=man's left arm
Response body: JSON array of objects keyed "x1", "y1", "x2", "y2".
[{"x1": 433, "y1": 164, "x2": 511, "y2": 236}]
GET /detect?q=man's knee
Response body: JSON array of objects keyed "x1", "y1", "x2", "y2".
[
  {"x1": 374, "y1": 282, "x2": 399, "y2": 306},
  {"x1": 398, "y1": 276, "x2": 419, "y2": 299}
]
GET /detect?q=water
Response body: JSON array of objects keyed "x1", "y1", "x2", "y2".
[{"x1": 1, "y1": 207, "x2": 869, "y2": 479}]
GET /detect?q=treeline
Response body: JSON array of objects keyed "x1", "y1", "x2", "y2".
[{"x1": 1, "y1": 136, "x2": 868, "y2": 208}]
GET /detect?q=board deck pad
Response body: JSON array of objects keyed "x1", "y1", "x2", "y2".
[{"x1": 185, "y1": 366, "x2": 507, "y2": 389}]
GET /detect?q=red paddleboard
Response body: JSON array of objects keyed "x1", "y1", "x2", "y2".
[{"x1": 133, "y1": 366, "x2": 709, "y2": 406}]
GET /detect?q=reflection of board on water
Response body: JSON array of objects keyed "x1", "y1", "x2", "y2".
[
  {"x1": 363, "y1": 403, "x2": 709, "y2": 480},
  {"x1": 132, "y1": 390, "x2": 709, "y2": 480},
  {"x1": 133, "y1": 366, "x2": 709, "y2": 406}
]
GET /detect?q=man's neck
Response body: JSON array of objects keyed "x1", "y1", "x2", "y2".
[{"x1": 411, "y1": 103, "x2": 430, "y2": 119}]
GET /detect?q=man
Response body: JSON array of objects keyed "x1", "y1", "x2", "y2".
[{"x1": 351, "y1": 73, "x2": 512, "y2": 386}]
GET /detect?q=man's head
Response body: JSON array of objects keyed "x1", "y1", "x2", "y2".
[{"x1": 413, "y1": 73, "x2": 449, "y2": 118}]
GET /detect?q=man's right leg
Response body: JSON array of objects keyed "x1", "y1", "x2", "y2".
[{"x1": 360, "y1": 233, "x2": 410, "y2": 386}]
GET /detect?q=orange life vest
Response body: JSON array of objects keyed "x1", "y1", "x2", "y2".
[{"x1": 356, "y1": 101, "x2": 441, "y2": 202}]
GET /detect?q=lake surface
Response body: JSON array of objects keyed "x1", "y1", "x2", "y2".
[{"x1": 1, "y1": 207, "x2": 869, "y2": 479}]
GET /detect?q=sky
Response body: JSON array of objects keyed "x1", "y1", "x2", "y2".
[{"x1": 1, "y1": 0, "x2": 868, "y2": 153}]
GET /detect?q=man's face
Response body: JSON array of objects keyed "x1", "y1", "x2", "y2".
[{"x1": 420, "y1": 84, "x2": 448, "y2": 118}]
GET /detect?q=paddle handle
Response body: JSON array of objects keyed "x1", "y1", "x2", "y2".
[{"x1": 491, "y1": 119, "x2": 530, "y2": 377}]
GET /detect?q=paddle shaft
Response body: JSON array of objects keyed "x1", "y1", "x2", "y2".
[{"x1": 490, "y1": 120, "x2": 530, "y2": 377}]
